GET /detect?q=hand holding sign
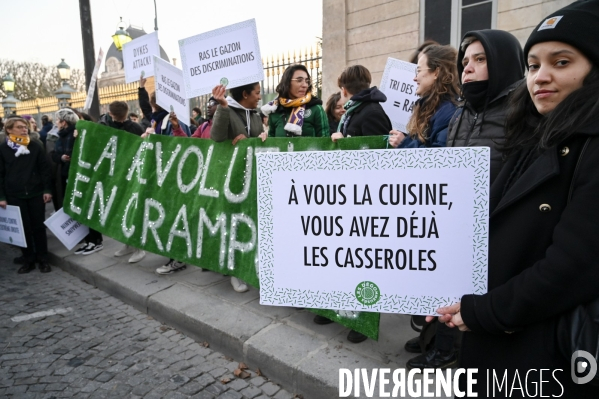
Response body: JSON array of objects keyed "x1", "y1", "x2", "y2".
[
  {"x1": 212, "y1": 85, "x2": 228, "y2": 107},
  {"x1": 388, "y1": 129, "x2": 407, "y2": 148},
  {"x1": 0, "y1": 200, "x2": 6, "y2": 209},
  {"x1": 331, "y1": 132, "x2": 344, "y2": 142}
]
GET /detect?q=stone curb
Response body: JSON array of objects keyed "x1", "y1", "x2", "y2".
[{"x1": 46, "y1": 234, "x2": 419, "y2": 399}]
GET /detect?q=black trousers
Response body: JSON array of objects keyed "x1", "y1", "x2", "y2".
[
  {"x1": 435, "y1": 322, "x2": 458, "y2": 352},
  {"x1": 7, "y1": 195, "x2": 48, "y2": 263},
  {"x1": 60, "y1": 174, "x2": 102, "y2": 245}
]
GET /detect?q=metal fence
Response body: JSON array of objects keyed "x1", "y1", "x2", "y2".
[{"x1": 1, "y1": 44, "x2": 322, "y2": 123}]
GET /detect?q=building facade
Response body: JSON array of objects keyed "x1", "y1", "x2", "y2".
[{"x1": 322, "y1": 0, "x2": 573, "y2": 99}]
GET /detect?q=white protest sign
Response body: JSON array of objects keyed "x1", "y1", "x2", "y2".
[
  {"x1": 256, "y1": 148, "x2": 489, "y2": 315},
  {"x1": 0, "y1": 205, "x2": 26, "y2": 247},
  {"x1": 179, "y1": 19, "x2": 264, "y2": 97},
  {"x1": 84, "y1": 47, "x2": 104, "y2": 111},
  {"x1": 44, "y1": 208, "x2": 89, "y2": 250},
  {"x1": 379, "y1": 58, "x2": 420, "y2": 132},
  {"x1": 123, "y1": 31, "x2": 160, "y2": 83},
  {"x1": 153, "y1": 56, "x2": 189, "y2": 122}
]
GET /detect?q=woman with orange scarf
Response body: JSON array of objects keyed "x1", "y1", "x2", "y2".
[{"x1": 261, "y1": 64, "x2": 329, "y2": 138}]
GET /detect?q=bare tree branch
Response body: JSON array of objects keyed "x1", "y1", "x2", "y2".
[{"x1": 0, "y1": 59, "x2": 86, "y2": 101}]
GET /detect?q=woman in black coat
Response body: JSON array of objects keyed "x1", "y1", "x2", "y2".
[
  {"x1": 0, "y1": 117, "x2": 53, "y2": 273},
  {"x1": 434, "y1": 1, "x2": 599, "y2": 396}
]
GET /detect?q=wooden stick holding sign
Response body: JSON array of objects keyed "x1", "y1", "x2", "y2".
[{"x1": 178, "y1": 19, "x2": 264, "y2": 97}]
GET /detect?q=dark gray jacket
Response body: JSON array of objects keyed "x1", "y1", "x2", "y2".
[
  {"x1": 211, "y1": 98, "x2": 262, "y2": 142},
  {"x1": 447, "y1": 80, "x2": 522, "y2": 183}
]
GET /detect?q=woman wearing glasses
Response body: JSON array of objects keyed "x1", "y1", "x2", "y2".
[
  {"x1": 0, "y1": 117, "x2": 52, "y2": 274},
  {"x1": 389, "y1": 45, "x2": 460, "y2": 148},
  {"x1": 261, "y1": 64, "x2": 329, "y2": 138}
]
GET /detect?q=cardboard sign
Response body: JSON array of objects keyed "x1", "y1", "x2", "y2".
[
  {"x1": 379, "y1": 58, "x2": 420, "y2": 132},
  {"x1": 123, "y1": 31, "x2": 160, "y2": 84},
  {"x1": 44, "y1": 208, "x2": 89, "y2": 250},
  {"x1": 154, "y1": 57, "x2": 189, "y2": 122},
  {"x1": 0, "y1": 205, "x2": 26, "y2": 247},
  {"x1": 179, "y1": 19, "x2": 264, "y2": 97},
  {"x1": 256, "y1": 148, "x2": 490, "y2": 315}
]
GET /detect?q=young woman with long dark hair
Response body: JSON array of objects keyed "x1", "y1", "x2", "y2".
[
  {"x1": 435, "y1": 1, "x2": 599, "y2": 396},
  {"x1": 261, "y1": 64, "x2": 328, "y2": 138}
]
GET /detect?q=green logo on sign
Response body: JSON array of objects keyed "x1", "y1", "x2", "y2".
[
  {"x1": 355, "y1": 281, "x2": 380, "y2": 306},
  {"x1": 220, "y1": 77, "x2": 229, "y2": 87},
  {"x1": 9, "y1": 236, "x2": 13, "y2": 243}
]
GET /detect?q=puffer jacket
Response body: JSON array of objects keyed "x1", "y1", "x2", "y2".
[{"x1": 447, "y1": 80, "x2": 522, "y2": 183}]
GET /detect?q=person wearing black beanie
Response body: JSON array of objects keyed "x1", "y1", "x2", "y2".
[
  {"x1": 435, "y1": 1, "x2": 599, "y2": 397},
  {"x1": 447, "y1": 29, "x2": 525, "y2": 184}
]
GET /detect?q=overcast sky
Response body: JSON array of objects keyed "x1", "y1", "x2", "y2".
[{"x1": 2, "y1": 0, "x2": 323, "y2": 71}]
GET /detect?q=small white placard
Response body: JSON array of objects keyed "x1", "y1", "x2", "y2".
[
  {"x1": 179, "y1": 19, "x2": 264, "y2": 97},
  {"x1": 123, "y1": 31, "x2": 161, "y2": 84},
  {"x1": 154, "y1": 56, "x2": 189, "y2": 122},
  {"x1": 256, "y1": 148, "x2": 489, "y2": 315},
  {"x1": 379, "y1": 58, "x2": 420, "y2": 132},
  {"x1": 44, "y1": 208, "x2": 89, "y2": 250},
  {"x1": 0, "y1": 205, "x2": 27, "y2": 247}
]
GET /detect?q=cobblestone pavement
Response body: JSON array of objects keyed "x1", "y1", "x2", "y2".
[{"x1": 0, "y1": 243, "x2": 296, "y2": 399}]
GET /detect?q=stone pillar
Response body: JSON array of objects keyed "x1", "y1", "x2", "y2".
[{"x1": 322, "y1": 0, "x2": 347, "y2": 102}]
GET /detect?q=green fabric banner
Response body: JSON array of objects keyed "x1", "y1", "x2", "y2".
[{"x1": 65, "y1": 121, "x2": 386, "y2": 340}]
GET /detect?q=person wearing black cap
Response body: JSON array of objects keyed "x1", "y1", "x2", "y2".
[
  {"x1": 433, "y1": 1, "x2": 599, "y2": 396},
  {"x1": 448, "y1": 29, "x2": 525, "y2": 184}
]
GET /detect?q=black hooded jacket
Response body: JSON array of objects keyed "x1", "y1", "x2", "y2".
[
  {"x1": 447, "y1": 29, "x2": 525, "y2": 183},
  {"x1": 99, "y1": 114, "x2": 144, "y2": 136},
  {"x1": 341, "y1": 87, "x2": 392, "y2": 137}
]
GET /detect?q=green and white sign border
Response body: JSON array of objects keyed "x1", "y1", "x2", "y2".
[{"x1": 256, "y1": 148, "x2": 489, "y2": 314}]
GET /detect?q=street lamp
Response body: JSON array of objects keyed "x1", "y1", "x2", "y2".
[
  {"x1": 112, "y1": 17, "x2": 132, "y2": 51},
  {"x1": 55, "y1": 59, "x2": 76, "y2": 109},
  {"x1": 1, "y1": 73, "x2": 19, "y2": 117}
]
